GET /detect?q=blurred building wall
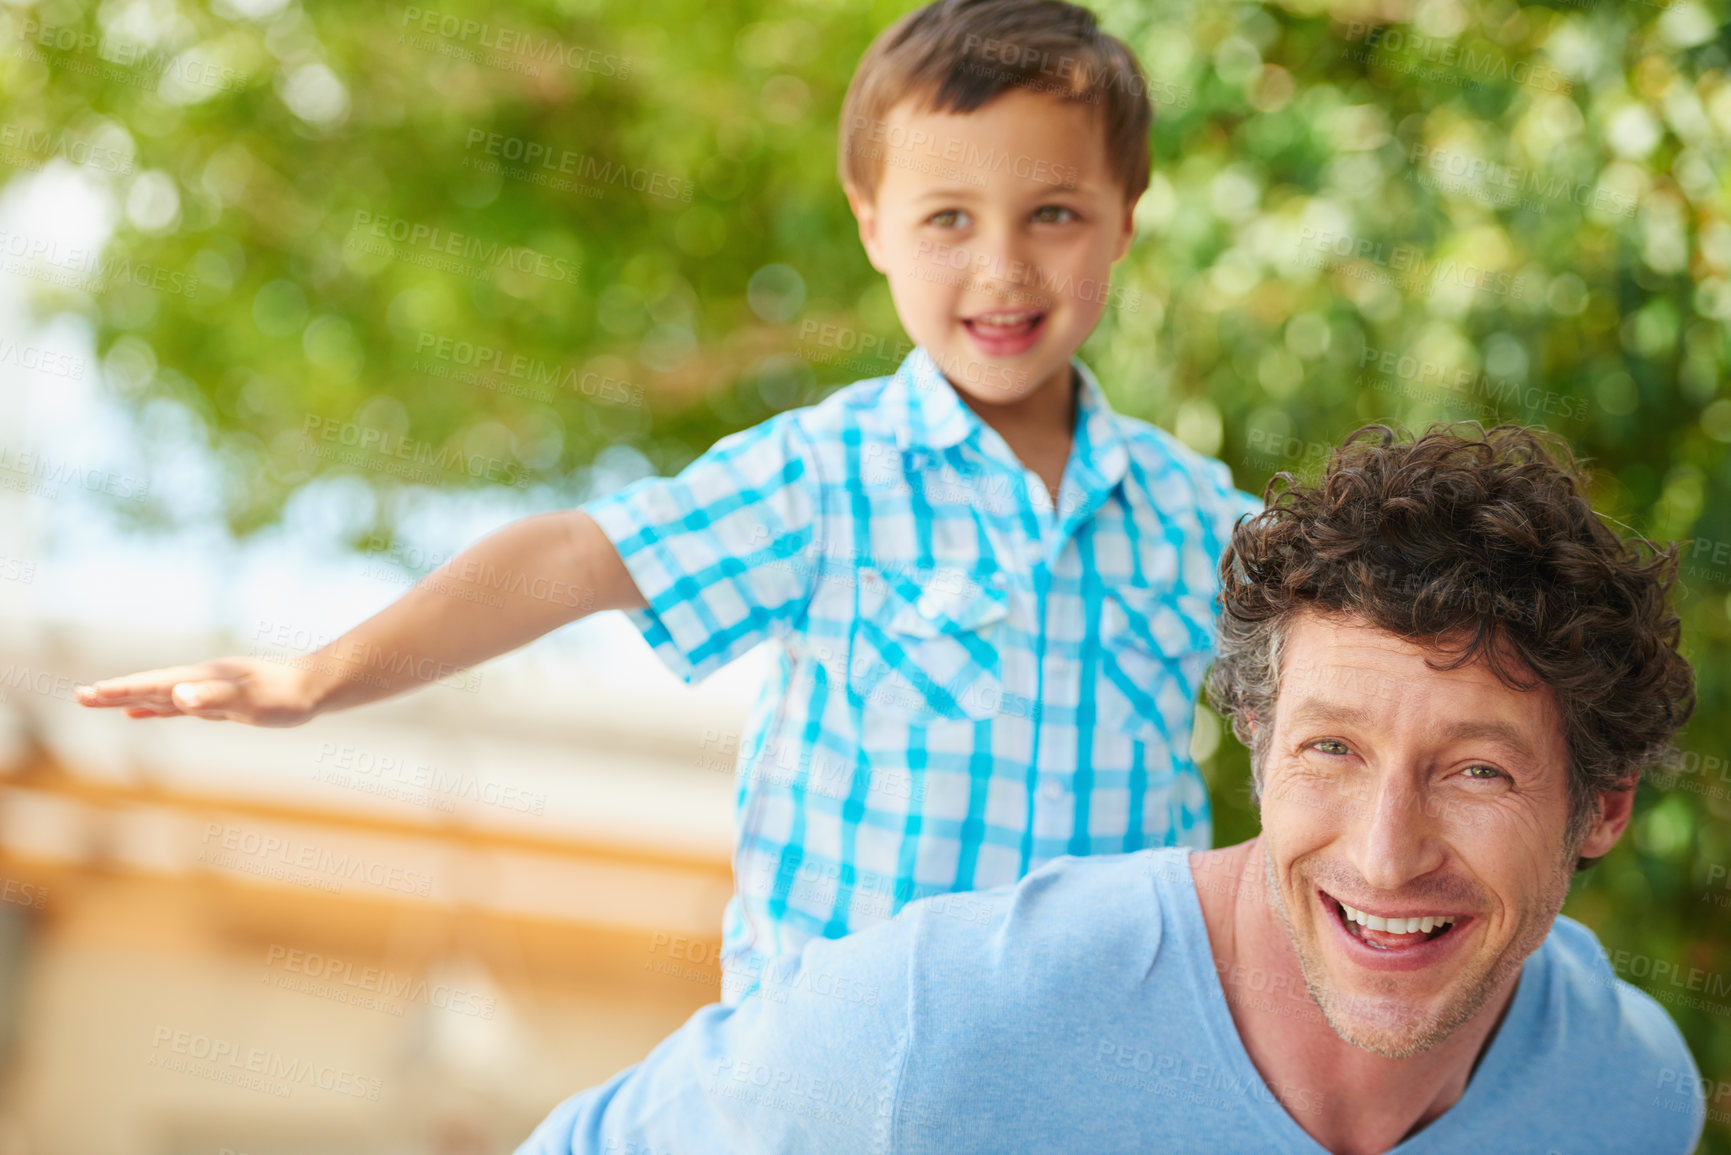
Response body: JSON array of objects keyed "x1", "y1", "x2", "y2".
[{"x1": 0, "y1": 615, "x2": 763, "y2": 1155}]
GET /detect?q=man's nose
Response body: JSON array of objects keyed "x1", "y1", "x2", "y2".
[{"x1": 1350, "y1": 771, "x2": 1445, "y2": 892}]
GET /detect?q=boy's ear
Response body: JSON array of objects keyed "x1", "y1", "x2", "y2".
[
  {"x1": 845, "y1": 184, "x2": 891, "y2": 275},
  {"x1": 1110, "y1": 195, "x2": 1137, "y2": 263}
]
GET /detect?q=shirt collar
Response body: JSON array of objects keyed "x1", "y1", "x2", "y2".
[
  {"x1": 1066, "y1": 356, "x2": 1130, "y2": 501},
  {"x1": 887, "y1": 346, "x2": 1129, "y2": 500},
  {"x1": 889, "y1": 346, "x2": 977, "y2": 454}
]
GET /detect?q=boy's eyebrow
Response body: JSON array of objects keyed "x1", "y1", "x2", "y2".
[
  {"x1": 908, "y1": 179, "x2": 1097, "y2": 202},
  {"x1": 909, "y1": 186, "x2": 985, "y2": 203}
]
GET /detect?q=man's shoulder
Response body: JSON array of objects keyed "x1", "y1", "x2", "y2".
[
  {"x1": 886, "y1": 852, "x2": 1208, "y2": 1138},
  {"x1": 1521, "y1": 914, "x2": 1704, "y2": 1148},
  {"x1": 1542, "y1": 914, "x2": 1699, "y2": 1061},
  {"x1": 903, "y1": 850, "x2": 1181, "y2": 984}
]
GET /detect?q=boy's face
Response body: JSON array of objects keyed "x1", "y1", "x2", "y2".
[{"x1": 846, "y1": 87, "x2": 1136, "y2": 412}]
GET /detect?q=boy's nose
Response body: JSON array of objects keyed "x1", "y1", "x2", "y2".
[{"x1": 964, "y1": 228, "x2": 1034, "y2": 290}]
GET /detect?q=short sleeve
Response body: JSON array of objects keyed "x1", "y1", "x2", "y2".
[
  {"x1": 585, "y1": 412, "x2": 822, "y2": 684},
  {"x1": 513, "y1": 917, "x2": 911, "y2": 1155}
]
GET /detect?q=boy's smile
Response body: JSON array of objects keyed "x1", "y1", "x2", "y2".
[
  {"x1": 959, "y1": 306, "x2": 1047, "y2": 358},
  {"x1": 846, "y1": 87, "x2": 1136, "y2": 433}
]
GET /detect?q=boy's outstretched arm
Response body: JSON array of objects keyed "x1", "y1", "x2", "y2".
[{"x1": 74, "y1": 511, "x2": 645, "y2": 726}]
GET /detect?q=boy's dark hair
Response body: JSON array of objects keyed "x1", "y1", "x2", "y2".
[
  {"x1": 839, "y1": 0, "x2": 1153, "y2": 206},
  {"x1": 1205, "y1": 423, "x2": 1695, "y2": 865}
]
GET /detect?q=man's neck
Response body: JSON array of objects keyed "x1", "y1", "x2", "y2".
[{"x1": 1189, "y1": 841, "x2": 1519, "y2": 1155}]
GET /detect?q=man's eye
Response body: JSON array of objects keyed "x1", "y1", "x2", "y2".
[
  {"x1": 1462, "y1": 765, "x2": 1504, "y2": 781},
  {"x1": 928, "y1": 209, "x2": 969, "y2": 228},
  {"x1": 1312, "y1": 740, "x2": 1348, "y2": 756},
  {"x1": 1032, "y1": 205, "x2": 1077, "y2": 224}
]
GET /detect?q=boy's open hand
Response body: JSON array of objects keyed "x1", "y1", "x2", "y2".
[{"x1": 74, "y1": 658, "x2": 319, "y2": 727}]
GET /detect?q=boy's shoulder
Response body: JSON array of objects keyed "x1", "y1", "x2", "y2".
[
  {"x1": 736, "y1": 371, "x2": 904, "y2": 454},
  {"x1": 1069, "y1": 358, "x2": 1235, "y2": 491},
  {"x1": 1106, "y1": 406, "x2": 1228, "y2": 479},
  {"x1": 1093, "y1": 399, "x2": 1247, "y2": 520},
  {"x1": 694, "y1": 373, "x2": 898, "y2": 480},
  {"x1": 800, "y1": 370, "x2": 904, "y2": 432}
]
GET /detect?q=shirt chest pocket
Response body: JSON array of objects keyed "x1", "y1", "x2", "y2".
[
  {"x1": 848, "y1": 566, "x2": 1009, "y2": 722},
  {"x1": 1093, "y1": 588, "x2": 1216, "y2": 744}
]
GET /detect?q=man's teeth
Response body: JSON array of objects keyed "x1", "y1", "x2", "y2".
[
  {"x1": 970, "y1": 311, "x2": 1039, "y2": 328},
  {"x1": 1338, "y1": 901, "x2": 1456, "y2": 935}
]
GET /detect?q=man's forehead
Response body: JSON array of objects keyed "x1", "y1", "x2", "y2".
[{"x1": 1275, "y1": 613, "x2": 1558, "y2": 730}]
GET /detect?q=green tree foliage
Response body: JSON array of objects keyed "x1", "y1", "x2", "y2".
[{"x1": 2, "y1": 0, "x2": 1729, "y2": 1144}]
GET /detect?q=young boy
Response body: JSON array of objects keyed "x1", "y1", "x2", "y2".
[{"x1": 77, "y1": 0, "x2": 1257, "y2": 1005}]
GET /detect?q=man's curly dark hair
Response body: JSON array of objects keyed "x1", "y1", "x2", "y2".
[{"x1": 1205, "y1": 422, "x2": 1695, "y2": 863}]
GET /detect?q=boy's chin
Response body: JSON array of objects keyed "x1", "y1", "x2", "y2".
[{"x1": 928, "y1": 344, "x2": 1062, "y2": 405}]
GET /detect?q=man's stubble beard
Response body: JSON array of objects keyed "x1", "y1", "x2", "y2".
[{"x1": 1260, "y1": 841, "x2": 1574, "y2": 1059}]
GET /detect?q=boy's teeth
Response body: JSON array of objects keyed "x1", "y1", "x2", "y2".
[
  {"x1": 972, "y1": 311, "x2": 1037, "y2": 327},
  {"x1": 1338, "y1": 900, "x2": 1456, "y2": 935}
]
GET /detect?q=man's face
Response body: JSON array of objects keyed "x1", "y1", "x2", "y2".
[
  {"x1": 1257, "y1": 612, "x2": 1630, "y2": 1058},
  {"x1": 846, "y1": 87, "x2": 1135, "y2": 410}
]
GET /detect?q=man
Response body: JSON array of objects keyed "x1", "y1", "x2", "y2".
[{"x1": 518, "y1": 424, "x2": 1705, "y2": 1155}]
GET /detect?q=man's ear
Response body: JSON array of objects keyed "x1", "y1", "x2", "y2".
[
  {"x1": 845, "y1": 184, "x2": 890, "y2": 275},
  {"x1": 1244, "y1": 713, "x2": 1264, "y2": 806},
  {"x1": 1576, "y1": 784, "x2": 1637, "y2": 862}
]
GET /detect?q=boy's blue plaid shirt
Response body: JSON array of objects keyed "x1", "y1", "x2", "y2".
[{"x1": 587, "y1": 346, "x2": 1259, "y2": 1002}]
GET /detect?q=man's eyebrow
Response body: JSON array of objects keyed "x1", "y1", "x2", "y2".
[
  {"x1": 1433, "y1": 717, "x2": 1538, "y2": 761},
  {"x1": 1283, "y1": 699, "x2": 1376, "y2": 731}
]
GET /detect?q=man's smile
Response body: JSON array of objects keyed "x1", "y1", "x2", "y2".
[{"x1": 1317, "y1": 887, "x2": 1477, "y2": 973}]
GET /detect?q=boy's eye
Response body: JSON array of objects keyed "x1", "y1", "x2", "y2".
[
  {"x1": 1032, "y1": 205, "x2": 1078, "y2": 224},
  {"x1": 927, "y1": 209, "x2": 970, "y2": 228}
]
